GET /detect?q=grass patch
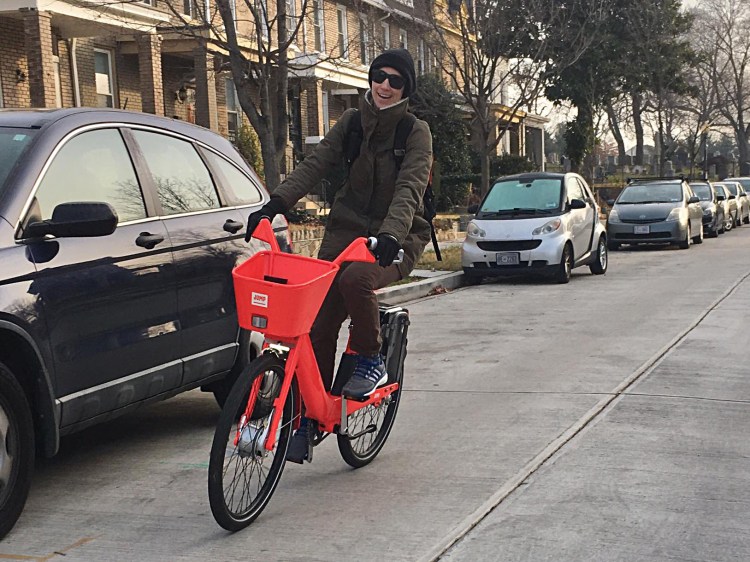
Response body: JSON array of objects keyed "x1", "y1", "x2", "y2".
[{"x1": 416, "y1": 245, "x2": 462, "y2": 272}]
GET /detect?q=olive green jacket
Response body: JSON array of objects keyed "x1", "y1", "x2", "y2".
[{"x1": 272, "y1": 92, "x2": 433, "y2": 276}]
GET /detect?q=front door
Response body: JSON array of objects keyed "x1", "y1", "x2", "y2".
[{"x1": 23, "y1": 128, "x2": 180, "y2": 427}]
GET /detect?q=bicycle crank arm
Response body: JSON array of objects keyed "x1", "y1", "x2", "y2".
[{"x1": 344, "y1": 424, "x2": 378, "y2": 440}]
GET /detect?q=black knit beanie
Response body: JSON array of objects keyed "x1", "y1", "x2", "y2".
[{"x1": 369, "y1": 48, "x2": 417, "y2": 98}]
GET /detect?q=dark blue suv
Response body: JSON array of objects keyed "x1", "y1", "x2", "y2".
[{"x1": 0, "y1": 108, "x2": 290, "y2": 538}]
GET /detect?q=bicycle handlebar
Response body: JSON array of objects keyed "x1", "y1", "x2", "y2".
[{"x1": 366, "y1": 237, "x2": 404, "y2": 265}]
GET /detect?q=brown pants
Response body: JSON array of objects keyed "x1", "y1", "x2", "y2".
[{"x1": 310, "y1": 261, "x2": 401, "y2": 390}]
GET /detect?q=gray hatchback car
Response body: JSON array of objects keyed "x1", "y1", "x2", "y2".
[{"x1": 606, "y1": 178, "x2": 703, "y2": 250}]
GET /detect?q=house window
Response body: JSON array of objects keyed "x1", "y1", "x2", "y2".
[
  {"x1": 257, "y1": 0, "x2": 268, "y2": 38},
  {"x1": 285, "y1": 0, "x2": 296, "y2": 41},
  {"x1": 94, "y1": 49, "x2": 115, "y2": 108},
  {"x1": 182, "y1": 0, "x2": 194, "y2": 17},
  {"x1": 312, "y1": 0, "x2": 325, "y2": 51},
  {"x1": 336, "y1": 5, "x2": 348, "y2": 58},
  {"x1": 417, "y1": 39, "x2": 425, "y2": 74},
  {"x1": 141, "y1": 0, "x2": 156, "y2": 5},
  {"x1": 399, "y1": 28, "x2": 407, "y2": 50},
  {"x1": 382, "y1": 22, "x2": 390, "y2": 49},
  {"x1": 359, "y1": 17, "x2": 370, "y2": 65},
  {"x1": 225, "y1": 78, "x2": 241, "y2": 143}
]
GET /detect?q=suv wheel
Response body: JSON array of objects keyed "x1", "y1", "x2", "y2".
[{"x1": 0, "y1": 361, "x2": 34, "y2": 539}]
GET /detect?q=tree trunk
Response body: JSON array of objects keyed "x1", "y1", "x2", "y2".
[
  {"x1": 632, "y1": 93, "x2": 644, "y2": 166},
  {"x1": 740, "y1": 125, "x2": 750, "y2": 176},
  {"x1": 605, "y1": 101, "x2": 626, "y2": 165}
]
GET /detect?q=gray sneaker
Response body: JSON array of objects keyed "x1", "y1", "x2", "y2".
[{"x1": 342, "y1": 354, "x2": 388, "y2": 400}]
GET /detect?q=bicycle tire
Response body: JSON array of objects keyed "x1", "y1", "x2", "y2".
[
  {"x1": 336, "y1": 344, "x2": 406, "y2": 469},
  {"x1": 208, "y1": 354, "x2": 292, "y2": 531}
]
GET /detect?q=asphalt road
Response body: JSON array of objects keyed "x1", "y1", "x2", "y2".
[{"x1": 5, "y1": 227, "x2": 750, "y2": 561}]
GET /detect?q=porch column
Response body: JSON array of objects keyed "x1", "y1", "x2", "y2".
[
  {"x1": 193, "y1": 46, "x2": 218, "y2": 131},
  {"x1": 137, "y1": 34, "x2": 164, "y2": 115},
  {"x1": 22, "y1": 9, "x2": 57, "y2": 108}
]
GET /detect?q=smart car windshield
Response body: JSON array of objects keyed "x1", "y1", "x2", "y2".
[
  {"x1": 0, "y1": 128, "x2": 37, "y2": 197},
  {"x1": 618, "y1": 183, "x2": 682, "y2": 204},
  {"x1": 479, "y1": 178, "x2": 562, "y2": 216},
  {"x1": 691, "y1": 184, "x2": 712, "y2": 201}
]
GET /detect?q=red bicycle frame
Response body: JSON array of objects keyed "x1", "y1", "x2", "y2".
[{"x1": 234, "y1": 219, "x2": 400, "y2": 451}]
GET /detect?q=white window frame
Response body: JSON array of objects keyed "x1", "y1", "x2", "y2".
[
  {"x1": 322, "y1": 90, "x2": 330, "y2": 133},
  {"x1": 399, "y1": 28, "x2": 407, "y2": 50},
  {"x1": 257, "y1": 0, "x2": 268, "y2": 39},
  {"x1": 182, "y1": 0, "x2": 194, "y2": 17},
  {"x1": 313, "y1": 0, "x2": 325, "y2": 52},
  {"x1": 94, "y1": 48, "x2": 115, "y2": 109},
  {"x1": 53, "y1": 55, "x2": 62, "y2": 108},
  {"x1": 382, "y1": 22, "x2": 390, "y2": 49},
  {"x1": 285, "y1": 0, "x2": 296, "y2": 42},
  {"x1": 141, "y1": 0, "x2": 156, "y2": 6},
  {"x1": 417, "y1": 39, "x2": 425, "y2": 74},
  {"x1": 336, "y1": 5, "x2": 348, "y2": 58},
  {"x1": 359, "y1": 16, "x2": 370, "y2": 65},
  {"x1": 225, "y1": 77, "x2": 241, "y2": 142}
]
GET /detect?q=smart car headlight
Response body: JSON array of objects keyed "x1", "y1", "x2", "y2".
[
  {"x1": 467, "y1": 221, "x2": 486, "y2": 238},
  {"x1": 532, "y1": 218, "x2": 562, "y2": 235}
]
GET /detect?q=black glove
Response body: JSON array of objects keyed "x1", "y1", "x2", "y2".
[
  {"x1": 245, "y1": 197, "x2": 287, "y2": 242},
  {"x1": 375, "y1": 233, "x2": 401, "y2": 267}
]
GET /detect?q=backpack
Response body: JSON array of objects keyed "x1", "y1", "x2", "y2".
[{"x1": 325, "y1": 109, "x2": 441, "y2": 260}]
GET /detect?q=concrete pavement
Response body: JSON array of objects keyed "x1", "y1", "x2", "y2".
[{"x1": 440, "y1": 269, "x2": 750, "y2": 560}]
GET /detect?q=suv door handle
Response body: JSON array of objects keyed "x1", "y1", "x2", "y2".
[
  {"x1": 223, "y1": 219, "x2": 244, "y2": 234},
  {"x1": 135, "y1": 232, "x2": 165, "y2": 249}
]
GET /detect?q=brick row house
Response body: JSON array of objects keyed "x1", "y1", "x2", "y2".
[{"x1": 0, "y1": 0, "x2": 545, "y2": 177}]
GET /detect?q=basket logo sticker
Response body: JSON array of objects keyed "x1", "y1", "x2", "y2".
[{"x1": 252, "y1": 292, "x2": 269, "y2": 308}]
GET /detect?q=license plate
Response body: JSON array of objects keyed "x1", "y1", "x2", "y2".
[
  {"x1": 496, "y1": 252, "x2": 520, "y2": 265},
  {"x1": 634, "y1": 225, "x2": 650, "y2": 234}
]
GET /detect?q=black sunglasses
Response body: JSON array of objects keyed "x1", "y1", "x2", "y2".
[{"x1": 371, "y1": 68, "x2": 405, "y2": 90}]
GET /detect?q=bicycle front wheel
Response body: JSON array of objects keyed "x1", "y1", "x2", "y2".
[{"x1": 208, "y1": 354, "x2": 293, "y2": 531}]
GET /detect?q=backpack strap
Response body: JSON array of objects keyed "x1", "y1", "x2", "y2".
[
  {"x1": 344, "y1": 110, "x2": 363, "y2": 167},
  {"x1": 393, "y1": 113, "x2": 417, "y2": 170}
]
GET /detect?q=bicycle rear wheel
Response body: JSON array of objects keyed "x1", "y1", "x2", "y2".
[
  {"x1": 337, "y1": 308, "x2": 408, "y2": 468},
  {"x1": 208, "y1": 354, "x2": 292, "y2": 531}
]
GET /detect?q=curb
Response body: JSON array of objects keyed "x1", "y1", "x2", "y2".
[{"x1": 376, "y1": 271, "x2": 465, "y2": 305}]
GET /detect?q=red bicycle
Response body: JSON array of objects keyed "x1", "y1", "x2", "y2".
[{"x1": 208, "y1": 219, "x2": 409, "y2": 531}]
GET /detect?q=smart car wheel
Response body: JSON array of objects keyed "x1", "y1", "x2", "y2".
[
  {"x1": 555, "y1": 244, "x2": 572, "y2": 284},
  {"x1": 679, "y1": 224, "x2": 690, "y2": 249},
  {"x1": 0, "y1": 362, "x2": 35, "y2": 540},
  {"x1": 589, "y1": 236, "x2": 607, "y2": 275}
]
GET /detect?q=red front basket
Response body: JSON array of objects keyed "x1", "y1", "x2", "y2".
[{"x1": 233, "y1": 251, "x2": 339, "y2": 341}]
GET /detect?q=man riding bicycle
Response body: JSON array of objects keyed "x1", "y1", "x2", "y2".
[{"x1": 244, "y1": 48, "x2": 433, "y2": 462}]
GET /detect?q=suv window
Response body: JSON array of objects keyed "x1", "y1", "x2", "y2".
[
  {"x1": 132, "y1": 130, "x2": 221, "y2": 215},
  {"x1": 0, "y1": 128, "x2": 37, "y2": 196},
  {"x1": 34, "y1": 128, "x2": 146, "y2": 222},
  {"x1": 203, "y1": 150, "x2": 263, "y2": 205}
]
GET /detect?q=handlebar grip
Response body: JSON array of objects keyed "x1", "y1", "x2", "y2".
[{"x1": 365, "y1": 237, "x2": 404, "y2": 264}]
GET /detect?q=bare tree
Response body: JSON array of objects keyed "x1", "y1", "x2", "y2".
[
  {"x1": 420, "y1": 0, "x2": 606, "y2": 194},
  {"x1": 692, "y1": 0, "x2": 750, "y2": 175}
]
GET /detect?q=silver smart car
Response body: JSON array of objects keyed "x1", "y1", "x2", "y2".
[{"x1": 461, "y1": 172, "x2": 608, "y2": 284}]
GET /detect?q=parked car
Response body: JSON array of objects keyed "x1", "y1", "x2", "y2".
[
  {"x1": 712, "y1": 183, "x2": 736, "y2": 232},
  {"x1": 689, "y1": 181, "x2": 725, "y2": 237},
  {"x1": 0, "y1": 108, "x2": 291, "y2": 539},
  {"x1": 606, "y1": 178, "x2": 703, "y2": 250},
  {"x1": 461, "y1": 172, "x2": 608, "y2": 284},
  {"x1": 715, "y1": 181, "x2": 749, "y2": 226},
  {"x1": 722, "y1": 177, "x2": 750, "y2": 224}
]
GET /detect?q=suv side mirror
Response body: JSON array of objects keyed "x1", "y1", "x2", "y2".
[
  {"x1": 741, "y1": 192, "x2": 747, "y2": 198},
  {"x1": 569, "y1": 198, "x2": 587, "y2": 209},
  {"x1": 467, "y1": 204, "x2": 479, "y2": 214},
  {"x1": 688, "y1": 195, "x2": 700, "y2": 204},
  {"x1": 24, "y1": 202, "x2": 118, "y2": 239},
  {"x1": 606, "y1": 198, "x2": 615, "y2": 206},
  {"x1": 717, "y1": 194, "x2": 726, "y2": 201},
  {"x1": 729, "y1": 194, "x2": 736, "y2": 200}
]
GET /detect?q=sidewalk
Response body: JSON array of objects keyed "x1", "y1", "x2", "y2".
[{"x1": 376, "y1": 270, "x2": 465, "y2": 304}]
